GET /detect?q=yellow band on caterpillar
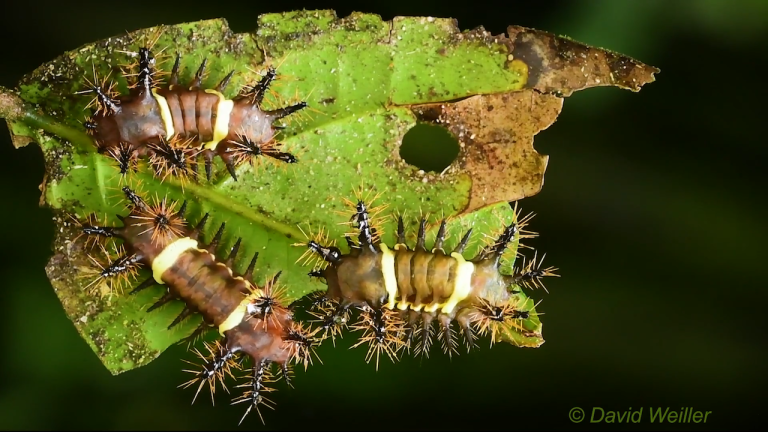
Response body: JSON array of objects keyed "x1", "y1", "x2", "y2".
[
  {"x1": 380, "y1": 244, "x2": 398, "y2": 309},
  {"x1": 203, "y1": 89, "x2": 234, "y2": 150},
  {"x1": 151, "y1": 237, "x2": 199, "y2": 284},
  {"x1": 441, "y1": 252, "x2": 475, "y2": 314},
  {"x1": 151, "y1": 89, "x2": 175, "y2": 140},
  {"x1": 218, "y1": 291, "x2": 258, "y2": 335}
]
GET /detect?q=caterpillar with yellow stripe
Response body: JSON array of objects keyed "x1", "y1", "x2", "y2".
[
  {"x1": 297, "y1": 195, "x2": 558, "y2": 367},
  {"x1": 82, "y1": 45, "x2": 306, "y2": 182},
  {"x1": 78, "y1": 187, "x2": 318, "y2": 424}
]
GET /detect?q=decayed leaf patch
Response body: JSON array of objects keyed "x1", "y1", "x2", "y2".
[
  {"x1": 411, "y1": 90, "x2": 563, "y2": 214},
  {"x1": 504, "y1": 25, "x2": 659, "y2": 96}
]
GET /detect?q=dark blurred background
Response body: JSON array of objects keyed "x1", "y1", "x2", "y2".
[{"x1": 1, "y1": 0, "x2": 766, "y2": 430}]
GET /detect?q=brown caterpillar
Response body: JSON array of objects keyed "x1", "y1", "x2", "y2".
[
  {"x1": 82, "y1": 45, "x2": 306, "y2": 182},
  {"x1": 78, "y1": 187, "x2": 318, "y2": 424},
  {"x1": 298, "y1": 196, "x2": 557, "y2": 367}
]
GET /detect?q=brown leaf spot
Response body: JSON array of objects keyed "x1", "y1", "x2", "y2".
[
  {"x1": 412, "y1": 90, "x2": 562, "y2": 215},
  {"x1": 505, "y1": 25, "x2": 659, "y2": 96}
]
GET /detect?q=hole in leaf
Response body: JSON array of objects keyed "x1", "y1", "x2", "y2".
[{"x1": 399, "y1": 123, "x2": 460, "y2": 173}]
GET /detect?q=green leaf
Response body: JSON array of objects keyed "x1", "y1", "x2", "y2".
[{"x1": 0, "y1": 11, "x2": 657, "y2": 374}]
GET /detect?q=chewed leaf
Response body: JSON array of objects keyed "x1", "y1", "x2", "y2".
[{"x1": 0, "y1": 11, "x2": 657, "y2": 375}]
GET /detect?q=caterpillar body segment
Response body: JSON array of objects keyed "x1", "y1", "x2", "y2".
[
  {"x1": 76, "y1": 187, "x2": 318, "y2": 424},
  {"x1": 300, "y1": 198, "x2": 558, "y2": 367},
  {"x1": 82, "y1": 46, "x2": 305, "y2": 182}
]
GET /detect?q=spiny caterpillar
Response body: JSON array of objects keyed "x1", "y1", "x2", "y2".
[
  {"x1": 81, "y1": 41, "x2": 306, "y2": 183},
  {"x1": 297, "y1": 194, "x2": 557, "y2": 368},
  {"x1": 76, "y1": 187, "x2": 318, "y2": 424}
]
